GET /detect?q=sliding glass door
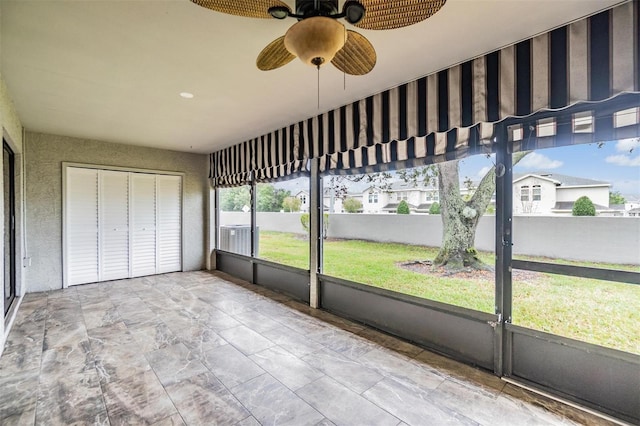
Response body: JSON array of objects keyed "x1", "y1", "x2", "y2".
[{"x1": 3, "y1": 140, "x2": 16, "y2": 316}]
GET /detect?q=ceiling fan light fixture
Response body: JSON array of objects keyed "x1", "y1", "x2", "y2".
[
  {"x1": 284, "y1": 16, "x2": 346, "y2": 67},
  {"x1": 343, "y1": 1, "x2": 366, "y2": 25},
  {"x1": 268, "y1": 6, "x2": 289, "y2": 19}
]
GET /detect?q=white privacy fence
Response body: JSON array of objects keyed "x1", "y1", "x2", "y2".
[{"x1": 220, "y1": 212, "x2": 640, "y2": 265}]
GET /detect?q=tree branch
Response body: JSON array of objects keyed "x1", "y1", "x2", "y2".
[
  {"x1": 468, "y1": 166, "x2": 496, "y2": 212},
  {"x1": 467, "y1": 151, "x2": 530, "y2": 212}
]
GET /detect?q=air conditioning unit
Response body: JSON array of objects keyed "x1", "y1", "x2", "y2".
[{"x1": 219, "y1": 225, "x2": 259, "y2": 257}]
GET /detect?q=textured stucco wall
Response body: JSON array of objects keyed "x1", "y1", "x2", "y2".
[
  {"x1": 25, "y1": 132, "x2": 209, "y2": 292},
  {"x1": 0, "y1": 78, "x2": 23, "y2": 149}
]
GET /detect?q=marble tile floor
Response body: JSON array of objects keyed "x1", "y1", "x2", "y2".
[{"x1": 0, "y1": 271, "x2": 618, "y2": 425}]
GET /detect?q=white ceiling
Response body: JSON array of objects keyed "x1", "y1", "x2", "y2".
[{"x1": 1, "y1": 0, "x2": 624, "y2": 154}]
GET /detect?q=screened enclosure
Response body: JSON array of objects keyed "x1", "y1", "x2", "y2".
[{"x1": 210, "y1": 3, "x2": 640, "y2": 422}]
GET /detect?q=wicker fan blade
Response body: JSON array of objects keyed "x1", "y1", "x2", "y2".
[
  {"x1": 190, "y1": 0, "x2": 290, "y2": 19},
  {"x1": 355, "y1": 0, "x2": 446, "y2": 30},
  {"x1": 257, "y1": 36, "x2": 296, "y2": 71},
  {"x1": 331, "y1": 30, "x2": 376, "y2": 75}
]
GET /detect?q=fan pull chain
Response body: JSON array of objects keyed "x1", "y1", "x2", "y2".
[
  {"x1": 343, "y1": 29, "x2": 347, "y2": 91},
  {"x1": 317, "y1": 64, "x2": 320, "y2": 109}
]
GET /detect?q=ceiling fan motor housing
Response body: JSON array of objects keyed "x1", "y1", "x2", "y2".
[{"x1": 295, "y1": 0, "x2": 339, "y2": 17}]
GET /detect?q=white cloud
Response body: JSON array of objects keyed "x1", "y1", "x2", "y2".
[
  {"x1": 605, "y1": 154, "x2": 640, "y2": 167},
  {"x1": 516, "y1": 152, "x2": 563, "y2": 170},
  {"x1": 615, "y1": 138, "x2": 639, "y2": 153},
  {"x1": 611, "y1": 179, "x2": 640, "y2": 196}
]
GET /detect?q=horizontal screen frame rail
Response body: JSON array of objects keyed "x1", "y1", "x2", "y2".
[
  {"x1": 511, "y1": 259, "x2": 639, "y2": 285},
  {"x1": 318, "y1": 273, "x2": 497, "y2": 323}
]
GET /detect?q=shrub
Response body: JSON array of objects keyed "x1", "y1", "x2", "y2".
[
  {"x1": 282, "y1": 196, "x2": 301, "y2": 212},
  {"x1": 300, "y1": 213, "x2": 330, "y2": 238},
  {"x1": 300, "y1": 213, "x2": 310, "y2": 233},
  {"x1": 609, "y1": 191, "x2": 626, "y2": 205},
  {"x1": 397, "y1": 200, "x2": 410, "y2": 214},
  {"x1": 572, "y1": 196, "x2": 596, "y2": 216},
  {"x1": 343, "y1": 197, "x2": 362, "y2": 213},
  {"x1": 429, "y1": 202, "x2": 440, "y2": 215}
]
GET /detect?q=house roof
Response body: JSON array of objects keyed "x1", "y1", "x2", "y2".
[
  {"x1": 381, "y1": 203, "x2": 418, "y2": 211},
  {"x1": 514, "y1": 173, "x2": 610, "y2": 187},
  {"x1": 1, "y1": 1, "x2": 619, "y2": 154},
  {"x1": 552, "y1": 201, "x2": 609, "y2": 211},
  {"x1": 416, "y1": 203, "x2": 436, "y2": 211}
]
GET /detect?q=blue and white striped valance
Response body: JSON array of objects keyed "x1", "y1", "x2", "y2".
[{"x1": 211, "y1": 1, "x2": 639, "y2": 185}]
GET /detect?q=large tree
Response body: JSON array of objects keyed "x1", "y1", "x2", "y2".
[
  {"x1": 609, "y1": 191, "x2": 626, "y2": 205},
  {"x1": 282, "y1": 196, "x2": 302, "y2": 212},
  {"x1": 433, "y1": 159, "x2": 496, "y2": 270},
  {"x1": 332, "y1": 152, "x2": 529, "y2": 272},
  {"x1": 219, "y1": 186, "x2": 251, "y2": 211},
  {"x1": 257, "y1": 184, "x2": 290, "y2": 212},
  {"x1": 429, "y1": 152, "x2": 529, "y2": 271}
]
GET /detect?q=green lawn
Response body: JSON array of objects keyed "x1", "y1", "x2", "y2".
[{"x1": 258, "y1": 231, "x2": 640, "y2": 355}]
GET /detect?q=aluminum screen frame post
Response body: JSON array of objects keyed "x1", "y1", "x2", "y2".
[
  {"x1": 494, "y1": 123, "x2": 513, "y2": 377},
  {"x1": 211, "y1": 183, "x2": 219, "y2": 270},
  {"x1": 309, "y1": 158, "x2": 322, "y2": 308},
  {"x1": 250, "y1": 173, "x2": 257, "y2": 284}
]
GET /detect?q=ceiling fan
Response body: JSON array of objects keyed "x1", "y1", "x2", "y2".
[{"x1": 190, "y1": 0, "x2": 447, "y2": 75}]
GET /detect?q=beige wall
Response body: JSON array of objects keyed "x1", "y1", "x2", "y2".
[
  {"x1": 0, "y1": 79, "x2": 23, "y2": 149},
  {"x1": 25, "y1": 132, "x2": 209, "y2": 292}
]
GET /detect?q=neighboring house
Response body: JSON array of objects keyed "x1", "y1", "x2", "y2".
[
  {"x1": 513, "y1": 173, "x2": 611, "y2": 215},
  {"x1": 604, "y1": 204, "x2": 627, "y2": 217},
  {"x1": 296, "y1": 190, "x2": 309, "y2": 212},
  {"x1": 361, "y1": 187, "x2": 385, "y2": 213},
  {"x1": 363, "y1": 181, "x2": 439, "y2": 214},
  {"x1": 318, "y1": 173, "x2": 618, "y2": 216},
  {"x1": 624, "y1": 196, "x2": 640, "y2": 213},
  {"x1": 322, "y1": 188, "x2": 366, "y2": 213},
  {"x1": 628, "y1": 207, "x2": 640, "y2": 217}
]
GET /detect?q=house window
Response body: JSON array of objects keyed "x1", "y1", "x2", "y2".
[
  {"x1": 532, "y1": 185, "x2": 541, "y2": 201},
  {"x1": 520, "y1": 186, "x2": 530, "y2": 202},
  {"x1": 394, "y1": 192, "x2": 407, "y2": 201},
  {"x1": 299, "y1": 195, "x2": 307, "y2": 204},
  {"x1": 368, "y1": 193, "x2": 378, "y2": 203}
]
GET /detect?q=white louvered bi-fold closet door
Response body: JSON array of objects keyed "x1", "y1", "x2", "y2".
[
  {"x1": 65, "y1": 168, "x2": 182, "y2": 286},
  {"x1": 65, "y1": 167, "x2": 99, "y2": 285},
  {"x1": 99, "y1": 170, "x2": 130, "y2": 281},
  {"x1": 157, "y1": 175, "x2": 182, "y2": 273},
  {"x1": 130, "y1": 173, "x2": 157, "y2": 277}
]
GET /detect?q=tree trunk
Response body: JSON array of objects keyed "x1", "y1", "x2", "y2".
[{"x1": 433, "y1": 160, "x2": 494, "y2": 271}]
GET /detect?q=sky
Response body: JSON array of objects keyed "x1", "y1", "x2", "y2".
[{"x1": 459, "y1": 138, "x2": 640, "y2": 199}]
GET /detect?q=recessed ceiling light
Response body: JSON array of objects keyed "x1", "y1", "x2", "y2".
[{"x1": 179, "y1": 92, "x2": 194, "y2": 99}]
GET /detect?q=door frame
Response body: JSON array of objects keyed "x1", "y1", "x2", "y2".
[
  {"x1": 492, "y1": 98, "x2": 640, "y2": 423},
  {"x1": 3, "y1": 140, "x2": 16, "y2": 316}
]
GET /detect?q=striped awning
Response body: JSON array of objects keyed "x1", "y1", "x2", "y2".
[{"x1": 210, "y1": 1, "x2": 639, "y2": 186}]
